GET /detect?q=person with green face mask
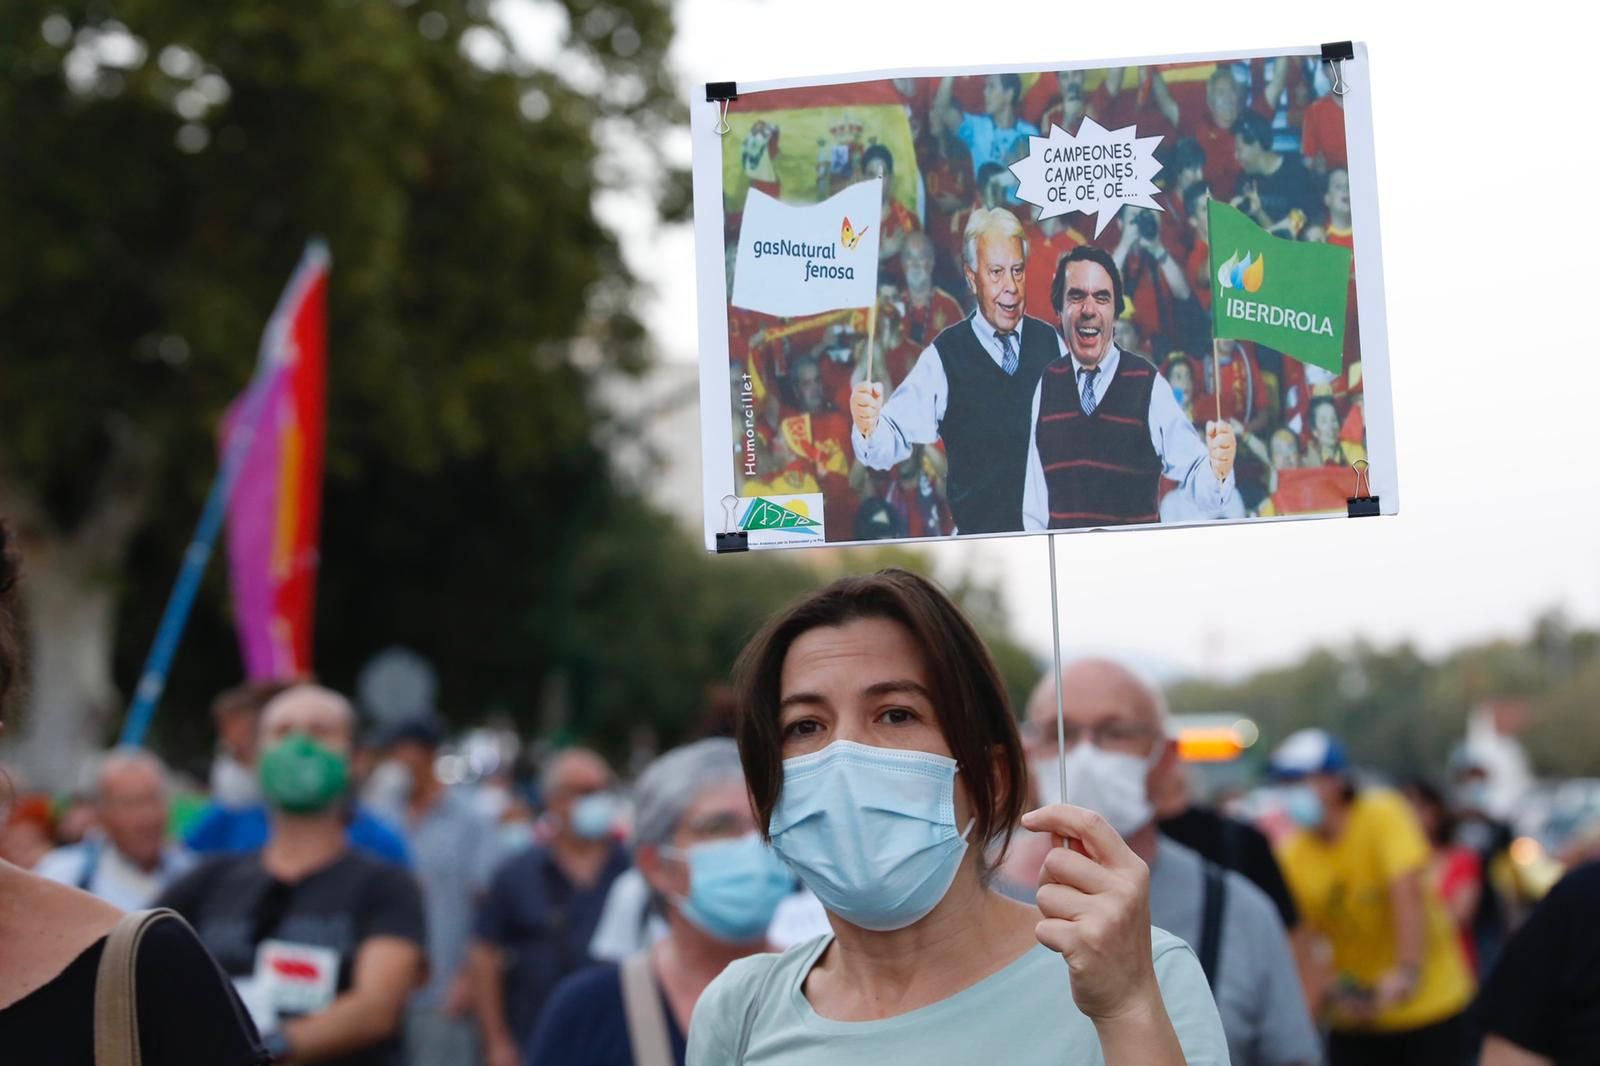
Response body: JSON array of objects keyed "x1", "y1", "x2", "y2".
[{"x1": 158, "y1": 684, "x2": 427, "y2": 1066}]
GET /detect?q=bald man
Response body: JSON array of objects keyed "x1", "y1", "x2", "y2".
[
  {"x1": 159, "y1": 685, "x2": 427, "y2": 1066},
  {"x1": 469, "y1": 748, "x2": 629, "y2": 1066},
  {"x1": 1010, "y1": 661, "x2": 1319, "y2": 1066},
  {"x1": 186, "y1": 680, "x2": 412, "y2": 865},
  {"x1": 35, "y1": 748, "x2": 194, "y2": 909}
]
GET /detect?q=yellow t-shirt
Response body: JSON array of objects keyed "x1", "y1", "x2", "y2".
[{"x1": 1278, "y1": 788, "x2": 1475, "y2": 1031}]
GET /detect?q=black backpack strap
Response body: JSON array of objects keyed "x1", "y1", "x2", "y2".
[{"x1": 1198, "y1": 860, "x2": 1227, "y2": 989}]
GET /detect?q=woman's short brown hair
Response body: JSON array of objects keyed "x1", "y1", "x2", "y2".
[
  {"x1": 732, "y1": 568, "x2": 1025, "y2": 853},
  {"x1": 0, "y1": 521, "x2": 21, "y2": 718}
]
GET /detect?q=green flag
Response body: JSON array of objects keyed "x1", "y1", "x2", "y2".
[
  {"x1": 740, "y1": 497, "x2": 821, "y2": 534},
  {"x1": 1207, "y1": 199, "x2": 1353, "y2": 373}
]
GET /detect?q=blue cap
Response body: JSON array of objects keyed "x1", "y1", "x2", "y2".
[{"x1": 1268, "y1": 728, "x2": 1348, "y2": 781}]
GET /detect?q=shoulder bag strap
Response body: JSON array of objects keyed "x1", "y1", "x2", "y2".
[
  {"x1": 93, "y1": 908, "x2": 182, "y2": 1066},
  {"x1": 733, "y1": 953, "x2": 783, "y2": 1066},
  {"x1": 620, "y1": 951, "x2": 675, "y2": 1066},
  {"x1": 1197, "y1": 861, "x2": 1228, "y2": 990}
]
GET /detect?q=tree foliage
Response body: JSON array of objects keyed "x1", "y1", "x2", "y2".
[
  {"x1": 1, "y1": 0, "x2": 681, "y2": 768},
  {"x1": 1, "y1": 0, "x2": 1047, "y2": 778},
  {"x1": 1166, "y1": 612, "x2": 1600, "y2": 783},
  {"x1": 2, "y1": 0, "x2": 680, "y2": 509}
]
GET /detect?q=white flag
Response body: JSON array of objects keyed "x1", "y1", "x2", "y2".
[{"x1": 731, "y1": 180, "x2": 882, "y2": 318}]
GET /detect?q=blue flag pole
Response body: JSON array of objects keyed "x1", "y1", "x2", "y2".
[{"x1": 118, "y1": 374, "x2": 276, "y2": 748}]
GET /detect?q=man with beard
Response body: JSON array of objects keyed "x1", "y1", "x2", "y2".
[
  {"x1": 850, "y1": 208, "x2": 1061, "y2": 533},
  {"x1": 1023, "y1": 246, "x2": 1236, "y2": 529}
]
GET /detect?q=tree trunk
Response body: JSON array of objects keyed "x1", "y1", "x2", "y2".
[
  {"x1": 1, "y1": 418, "x2": 154, "y2": 791},
  {"x1": 6, "y1": 541, "x2": 121, "y2": 792}
]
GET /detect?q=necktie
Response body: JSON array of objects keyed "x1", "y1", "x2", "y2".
[
  {"x1": 1080, "y1": 366, "x2": 1099, "y2": 415},
  {"x1": 998, "y1": 331, "x2": 1019, "y2": 376}
]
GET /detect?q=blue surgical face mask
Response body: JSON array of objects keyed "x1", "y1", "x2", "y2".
[
  {"x1": 768, "y1": 740, "x2": 973, "y2": 932},
  {"x1": 570, "y1": 791, "x2": 620, "y2": 840},
  {"x1": 1284, "y1": 784, "x2": 1325, "y2": 830},
  {"x1": 1454, "y1": 782, "x2": 1490, "y2": 814},
  {"x1": 661, "y1": 833, "x2": 795, "y2": 943}
]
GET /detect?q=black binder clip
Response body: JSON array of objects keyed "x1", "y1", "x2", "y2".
[
  {"x1": 1321, "y1": 41, "x2": 1354, "y2": 96},
  {"x1": 715, "y1": 495, "x2": 749, "y2": 553},
  {"x1": 706, "y1": 82, "x2": 737, "y2": 135},
  {"x1": 1347, "y1": 460, "x2": 1379, "y2": 518}
]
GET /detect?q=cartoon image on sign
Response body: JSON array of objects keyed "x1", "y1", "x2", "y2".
[
  {"x1": 1008, "y1": 116, "x2": 1165, "y2": 236},
  {"x1": 695, "y1": 47, "x2": 1396, "y2": 550},
  {"x1": 841, "y1": 216, "x2": 869, "y2": 250},
  {"x1": 1216, "y1": 251, "x2": 1265, "y2": 293}
]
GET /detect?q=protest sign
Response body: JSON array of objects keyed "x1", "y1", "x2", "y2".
[{"x1": 692, "y1": 46, "x2": 1397, "y2": 551}]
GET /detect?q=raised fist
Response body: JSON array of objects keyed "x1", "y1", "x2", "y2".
[{"x1": 851, "y1": 381, "x2": 884, "y2": 438}]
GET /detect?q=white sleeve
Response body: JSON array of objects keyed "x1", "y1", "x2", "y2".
[
  {"x1": 32, "y1": 846, "x2": 83, "y2": 886},
  {"x1": 1022, "y1": 381, "x2": 1049, "y2": 531},
  {"x1": 852, "y1": 344, "x2": 946, "y2": 469},
  {"x1": 587, "y1": 868, "x2": 652, "y2": 963},
  {"x1": 1148, "y1": 371, "x2": 1234, "y2": 516}
]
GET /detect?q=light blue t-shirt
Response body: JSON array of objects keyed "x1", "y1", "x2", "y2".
[
  {"x1": 956, "y1": 112, "x2": 1040, "y2": 177},
  {"x1": 687, "y1": 927, "x2": 1230, "y2": 1065}
]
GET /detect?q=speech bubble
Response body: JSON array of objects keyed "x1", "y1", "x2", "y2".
[{"x1": 1008, "y1": 116, "x2": 1164, "y2": 237}]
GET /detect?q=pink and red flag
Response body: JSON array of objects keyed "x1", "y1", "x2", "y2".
[{"x1": 223, "y1": 242, "x2": 329, "y2": 680}]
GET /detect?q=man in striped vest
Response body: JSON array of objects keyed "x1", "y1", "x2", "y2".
[{"x1": 1022, "y1": 246, "x2": 1236, "y2": 530}]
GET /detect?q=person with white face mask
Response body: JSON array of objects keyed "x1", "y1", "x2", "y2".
[
  {"x1": 686, "y1": 570, "x2": 1228, "y2": 1066},
  {"x1": 1008, "y1": 659, "x2": 1320, "y2": 1066},
  {"x1": 367, "y1": 714, "x2": 501, "y2": 1066},
  {"x1": 469, "y1": 747, "x2": 630, "y2": 1066},
  {"x1": 529, "y1": 738, "x2": 793, "y2": 1066}
]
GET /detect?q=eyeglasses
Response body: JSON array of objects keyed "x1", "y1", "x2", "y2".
[
  {"x1": 1028, "y1": 721, "x2": 1159, "y2": 756},
  {"x1": 681, "y1": 811, "x2": 751, "y2": 841}
]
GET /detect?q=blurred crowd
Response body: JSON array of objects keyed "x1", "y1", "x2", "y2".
[
  {"x1": 4, "y1": 655, "x2": 1597, "y2": 1065},
  {"x1": 727, "y1": 60, "x2": 1369, "y2": 537}
]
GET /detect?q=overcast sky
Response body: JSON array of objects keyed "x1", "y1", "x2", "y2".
[{"x1": 507, "y1": 0, "x2": 1600, "y2": 679}]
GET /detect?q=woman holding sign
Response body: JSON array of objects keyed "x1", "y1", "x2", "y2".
[{"x1": 685, "y1": 569, "x2": 1227, "y2": 1065}]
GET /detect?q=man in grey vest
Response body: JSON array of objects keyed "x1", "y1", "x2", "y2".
[
  {"x1": 1020, "y1": 659, "x2": 1322, "y2": 1066},
  {"x1": 850, "y1": 207, "x2": 1061, "y2": 534},
  {"x1": 1022, "y1": 246, "x2": 1237, "y2": 529}
]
